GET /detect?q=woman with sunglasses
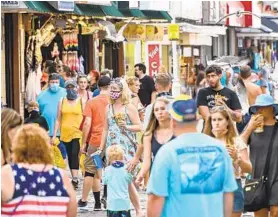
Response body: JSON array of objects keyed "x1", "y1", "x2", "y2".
[
  {"x1": 99, "y1": 78, "x2": 144, "y2": 217},
  {"x1": 203, "y1": 106, "x2": 252, "y2": 217},
  {"x1": 136, "y1": 97, "x2": 175, "y2": 186},
  {"x1": 77, "y1": 75, "x2": 92, "y2": 103}
]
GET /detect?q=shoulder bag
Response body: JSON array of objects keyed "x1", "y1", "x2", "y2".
[{"x1": 244, "y1": 122, "x2": 278, "y2": 212}]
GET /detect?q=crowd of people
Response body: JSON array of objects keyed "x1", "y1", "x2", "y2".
[{"x1": 1, "y1": 60, "x2": 278, "y2": 217}]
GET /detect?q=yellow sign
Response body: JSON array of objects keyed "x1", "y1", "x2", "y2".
[
  {"x1": 146, "y1": 25, "x2": 164, "y2": 41},
  {"x1": 168, "y1": 24, "x2": 179, "y2": 40},
  {"x1": 81, "y1": 24, "x2": 101, "y2": 35},
  {"x1": 124, "y1": 24, "x2": 146, "y2": 41}
]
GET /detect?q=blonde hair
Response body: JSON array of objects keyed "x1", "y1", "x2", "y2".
[
  {"x1": 12, "y1": 124, "x2": 53, "y2": 164},
  {"x1": 1, "y1": 108, "x2": 23, "y2": 164},
  {"x1": 109, "y1": 78, "x2": 131, "y2": 105},
  {"x1": 126, "y1": 76, "x2": 139, "y2": 87},
  {"x1": 142, "y1": 98, "x2": 170, "y2": 142},
  {"x1": 158, "y1": 65, "x2": 167, "y2": 73},
  {"x1": 107, "y1": 145, "x2": 124, "y2": 164},
  {"x1": 27, "y1": 101, "x2": 39, "y2": 112},
  {"x1": 203, "y1": 107, "x2": 238, "y2": 145}
]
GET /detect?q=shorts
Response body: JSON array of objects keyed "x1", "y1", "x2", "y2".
[
  {"x1": 107, "y1": 210, "x2": 131, "y2": 217},
  {"x1": 57, "y1": 141, "x2": 67, "y2": 159},
  {"x1": 83, "y1": 145, "x2": 100, "y2": 176},
  {"x1": 233, "y1": 179, "x2": 244, "y2": 212}
]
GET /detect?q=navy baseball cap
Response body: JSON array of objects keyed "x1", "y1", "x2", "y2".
[{"x1": 168, "y1": 95, "x2": 197, "y2": 122}]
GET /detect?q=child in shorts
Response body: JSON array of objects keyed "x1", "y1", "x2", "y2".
[{"x1": 104, "y1": 145, "x2": 132, "y2": 217}]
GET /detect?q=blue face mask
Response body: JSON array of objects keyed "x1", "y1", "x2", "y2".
[
  {"x1": 49, "y1": 83, "x2": 59, "y2": 93},
  {"x1": 66, "y1": 89, "x2": 78, "y2": 100}
]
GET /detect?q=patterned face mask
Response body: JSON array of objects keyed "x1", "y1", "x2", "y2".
[{"x1": 110, "y1": 91, "x2": 121, "y2": 100}]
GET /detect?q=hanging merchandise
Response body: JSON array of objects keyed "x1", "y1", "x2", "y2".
[
  {"x1": 51, "y1": 42, "x2": 60, "y2": 58},
  {"x1": 79, "y1": 55, "x2": 85, "y2": 74},
  {"x1": 61, "y1": 29, "x2": 79, "y2": 72},
  {"x1": 26, "y1": 35, "x2": 35, "y2": 73},
  {"x1": 25, "y1": 66, "x2": 42, "y2": 103},
  {"x1": 34, "y1": 29, "x2": 43, "y2": 70}
]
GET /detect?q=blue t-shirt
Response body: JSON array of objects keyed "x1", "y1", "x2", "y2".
[
  {"x1": 103, "y1": 164, "x2": 132, "y2": 211},
  {"x1": 37, "y1": 87, "x2": 66, "y2": 136},
  {"x1": 147, "y1": 133, "x2": 238, "y2": 217}
]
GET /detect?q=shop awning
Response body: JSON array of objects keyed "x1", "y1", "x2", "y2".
[
  {"x1": 262, "y1": 16, "x2": 278, "y2": 33},
  {"x1": 76, "y1": 4, "x2": 106, "y2": 17},
  {"x1": 24, "y1": 1, "x2": 82, "y2": 15},
  {"x1": 101, "y1": 4, "x2": 124, "y2": 17},
  {"x1": 119, "y1": 8, "x2": 146, "y2": 18},
  {"x1": 141, "y1": 10, "x2": 172, "y2": 21},
  {"x1": 24, "y1": 1, "x2": 124, "y2": 18}
]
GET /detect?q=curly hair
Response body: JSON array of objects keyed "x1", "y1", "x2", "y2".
[
  {"x1": 1, "y1": 108, "x2": 23, "y2": 164},
  {"x1": 203, "y1": 107, "x2": 238, "y2": 145},
  {"x1": 107, "y1": 145, "x2": 124, "y2": 164},
  {"x1": 12, "y1": 124, "x2": 53, "y2": 164},
  {"x1": 205, "y1": 65, "x2": 222, "y2": 75}
]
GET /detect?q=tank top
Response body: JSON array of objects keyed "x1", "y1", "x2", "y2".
[
  {"x1": 60, "y1": 98, "x2": 83, "y2": 142},
  {"x1": 151, "y1": 134, "x2": 175, "y2": 160},
  {"x1": 1, "y1": 164, "x2": 69, "y2": 217}
]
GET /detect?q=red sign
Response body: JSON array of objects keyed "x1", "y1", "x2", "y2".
[
  {"x1": 148, "y1": 44, "x2": 160, "y2": 77},
  {"x1": 224, "y1": 1, "x2": 253, "y2": 27}
]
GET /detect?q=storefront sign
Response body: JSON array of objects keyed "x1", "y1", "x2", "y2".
[
  {"x1": 123, "y1": 24, "x2": 146, "y2": 41},
  {"x1": 146, "y1": 25, "x2": 163, "y2": 41},
  {"x1": 1, "y1": 1, "x2": 19, "y2": 7},
  {"x1": 58, "y1": 1, "x2": 74, "y2": 11},
  {"x1": 148, "y1": 44, "x2": 160, "y2": 77},
  {"x1": 168, "y1": 24, "x2": 179, "y2": 40}
]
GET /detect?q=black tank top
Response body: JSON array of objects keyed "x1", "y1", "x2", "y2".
[{"x1": 151, "y1": 134, "x2": 175, "y2": 160}]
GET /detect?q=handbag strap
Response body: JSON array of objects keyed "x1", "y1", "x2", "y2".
[
  {"x1": 10, "y1": 164, "x2": 47, "y2": 216},
  {"x1": 262, "y1": 122, "x2": 278, "y2": 180},
  {"x1": 111, "y1": 105, "x2": 138, "y2": 151}
]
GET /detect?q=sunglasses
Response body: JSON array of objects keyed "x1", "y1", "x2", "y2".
[
  {"x1": 210, "y1": 106, "x2": 226, "y2": 113},
  {"x1": 110, "y1": 78, "x2": 123, "y2": 90}
]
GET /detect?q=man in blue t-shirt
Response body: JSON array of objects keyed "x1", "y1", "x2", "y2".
[
  {"x1": 147, "y1": 95, "x2": 238, "y2": 217},
  {"x1": 37, "y1": 73, "x2": 66, "y2": 137}
]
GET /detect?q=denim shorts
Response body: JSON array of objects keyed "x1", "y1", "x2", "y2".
[{"x1": 233, "y1": 179, "x2": 244, "y2": 212}]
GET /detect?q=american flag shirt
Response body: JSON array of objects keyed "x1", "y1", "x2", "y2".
[{"x1": 1, "y1": 164, "x2": 70, "y2": 217}]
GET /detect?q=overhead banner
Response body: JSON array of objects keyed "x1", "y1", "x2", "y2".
[
  {"x1": 148, "y1": 44, "x2": 160, "y2": 77},
  {"x1": 146, "y1": 25, "x2": 164, "y2": 41}
]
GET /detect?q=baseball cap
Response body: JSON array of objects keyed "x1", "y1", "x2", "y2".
[
  {"x1": 65, "y1": 79, "x2": 77, "y2": 88},
  {"x1": 168, "y1": 94, "x2": 197, "y2": 122},
  {"x1": 98, "y1": 76, "x2": 111, "y2": 87},
  {"x1": 49, "y1": 73, "x2": 60, "y2": 81}
]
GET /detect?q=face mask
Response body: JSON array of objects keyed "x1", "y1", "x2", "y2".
[
  {"x1": 110, "y1": 91, "x2": 121, "y2": 100},
  {"x1": 66, "y1": 89, "x2": 78, "y2": 100},
  {"x1": 29, "y1": 110, "x2": 39, "y2": 117},
  {"x1": 49, "y1": 83, "x2": 59, "y2": 93}
]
